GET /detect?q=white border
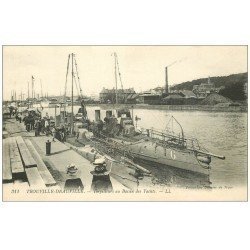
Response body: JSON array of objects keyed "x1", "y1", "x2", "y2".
[{"x1": 0, "y1": 1, "x2": 249, "y2": 250}]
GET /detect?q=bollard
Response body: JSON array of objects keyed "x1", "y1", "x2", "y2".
[{"x1": 46, "y1": 140, "x2": 51, "y2": 155}]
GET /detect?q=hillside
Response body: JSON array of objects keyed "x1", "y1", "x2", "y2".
[{"x1": 171, "y1": 72, "x2": 247, "y2": 101}]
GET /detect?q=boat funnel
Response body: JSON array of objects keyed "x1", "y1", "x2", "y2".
[{"x1": 95, "y1": 110, "x2": 101, "y2": 121}]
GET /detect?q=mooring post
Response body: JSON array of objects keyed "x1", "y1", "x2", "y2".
[{"x1": 46, "y1": 140, "x2": 51, "y2": 155}]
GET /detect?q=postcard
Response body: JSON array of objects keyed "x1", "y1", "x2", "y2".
[{"x1": 2, "y1": 45, "x2": 248, "y2": 201}]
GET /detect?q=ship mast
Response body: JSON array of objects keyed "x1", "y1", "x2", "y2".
[
  {"x1": 114, "y1": 53, "x2": 118, "y2": 104},
  {"x1": 63, "y1": 54, "x2": 70, "y2": 124},
  {"x1": 63, "y1": 53, "x2": 85, "y2": 132},
  {"x1": 31, "y1": 76, "x2": 34, "y2": 100},
  {"x1": 113, "y1": 52, "x2": 124, "y2": 104},
  {"x1": 71, "y1": 53, "x2": 74, "y2": 134},
  {"x1": 40, "y1": 79, "x2": 43, "y2": 99},
  {"x1": 28, "y1": 81, "x2": 30, "y2": 108},
  {"x1": 31, "y1": 75, "x2": 35, "y2": 107}
]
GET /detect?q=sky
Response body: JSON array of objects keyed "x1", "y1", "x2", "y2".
[{"x1": 3, "y1": 46, "x2": 247, "y2": 100}]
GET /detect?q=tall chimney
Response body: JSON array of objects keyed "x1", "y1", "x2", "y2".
[{"x1": 165, "y1": 67, "x2": 168, "y2": 95}]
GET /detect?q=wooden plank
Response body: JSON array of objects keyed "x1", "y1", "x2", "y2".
[
  {"x1": 15, "y1": 136, "x2": 37, "y2": 168},
  {"x1": 25, "y1": 139, "x2": 57, "y2": 186},
  {"x1": 9, "y1": 137, "x2": 24, "y2": 174},
  {"x1": 3, "y1": 139, "x2": 12, "y2": 182},
  {"x1": 25, "y1": 168, "x2": 46, "y2": 188}
]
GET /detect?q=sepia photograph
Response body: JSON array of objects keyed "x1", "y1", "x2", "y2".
[{"x1": 2, "y1": 45, "x2": 248, "y2": 201}]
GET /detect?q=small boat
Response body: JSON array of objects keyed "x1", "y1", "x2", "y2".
[{"x1": 49, "y1": 98, "x2": 59, "y2": 107}]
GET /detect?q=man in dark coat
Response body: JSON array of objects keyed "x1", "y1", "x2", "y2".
[{"x1": 23, "y1": 115, "x2": 30, "y2": 132}]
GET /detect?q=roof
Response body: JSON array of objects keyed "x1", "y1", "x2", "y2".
[
  {"x1": 139, "y1": 93, "x2": 161, "y2": 97},
  {"x1": 163, "y1": 94, "x2": 184, "y2": 100},
  {"x1": 100, "y1": 88, "x2": 112, "y2": 94},
  {"x1": 117, "y1": 88, "x2": 135, "y2": 94},
  {"x1": 127, "y1": 93, "x2": 139, "y2": 100},
  {"x1": 100, "y1": 88, "x2": 135, "y2": 94},
  {"x1": 180, "y1": 90, "x2": 197, "y2": 98}
]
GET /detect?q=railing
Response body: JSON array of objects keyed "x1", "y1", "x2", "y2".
[{"x1": 141, "y1": 127, "x2": 202, "y2": 151}]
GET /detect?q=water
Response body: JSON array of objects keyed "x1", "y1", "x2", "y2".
[{"x1": 41, "y1": 105, "x2": 247, "y2": 188}]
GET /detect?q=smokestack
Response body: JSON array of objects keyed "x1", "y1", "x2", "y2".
[
  {"x1": 95, "y1": 110, "x2": 101, "y2": 121},
  {"x1": 165, "y1": 67, "x2": 168, "y2": 95}
]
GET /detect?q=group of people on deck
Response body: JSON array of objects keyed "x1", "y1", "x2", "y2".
[
  {"x1": 10, "y1": 106, "x2": 69, "y2": 143},
  {"x1": 7, "y1": 99, "x2": 91, "y2": 143}
]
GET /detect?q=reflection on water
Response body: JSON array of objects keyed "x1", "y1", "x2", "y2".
[
  {"x1": 40, "y1": 105, "x2": 247, "y2": 188},
  {"x1": 134, "y1": 159, "x2": 211, "y2": 189}
]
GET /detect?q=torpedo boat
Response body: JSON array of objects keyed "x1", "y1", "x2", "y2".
[{"x1": 90, "y1": 108, "x2": 225, "y2": 176}]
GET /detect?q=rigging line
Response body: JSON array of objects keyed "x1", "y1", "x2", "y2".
[
  {"x1": 165, "y1": 116, "x2": 174, "y2": 133},
  {"x1": 73, "y1": 73, "x2": 80, "y2": 97},
  {"x1": 115, "y1": 54, "x2": 124, "y2": 90},
  {"x1": 165, "y1": 116, "x2": 173, "y2": 133},
  {"x1": 148, "y1": 111, "x2": 166, "y2": 131},
  {"x1": 73, "y1": 56, "x2": 83, "y2": 98},
  {"x1": 152, "y1": 112, "x2": 167, "y2": 130},
  {"x1": 113, "y1": 52, "x2": 118, "y2": 104},
  {"x1": 64, "y1": 54, "x2": 70, "y2": 101},
  {"x1": 165, "y1": 116, "x2": 172, "y2": 128},
  {"x1": 116, "y1": 58, "x2": 126, "y2": 103}
]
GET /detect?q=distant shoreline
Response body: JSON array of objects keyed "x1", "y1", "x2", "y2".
[
  {"x1": 85, "y1": 103, "x2": 247, "y2": 112},
  {"x1": 3, "y1": 103, "x2": 247, "y2": 113}
]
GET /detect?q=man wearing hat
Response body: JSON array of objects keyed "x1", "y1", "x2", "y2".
[
  {"x1": 64, "y1": 164, "x2": 84, "y2": 191},
  {"x1": 90, "y1": 158, "x2": 113, "y2": 192}
]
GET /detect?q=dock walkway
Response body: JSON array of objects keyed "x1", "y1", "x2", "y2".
[
  {"x1": 31, "y1": 136, "x2": 94, "y2": 191},
  {"x1": 3, "y1": 118, "x2": 127, "y2": 192}
]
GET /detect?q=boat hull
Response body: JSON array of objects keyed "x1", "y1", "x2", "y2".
[{"x1": 121, "y1": 140, "x2": 210, "y2": 176}]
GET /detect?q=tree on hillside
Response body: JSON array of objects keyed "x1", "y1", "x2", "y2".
[
  {"x1": 219, "y1": 82, "x2": 247, "y2": 101},
  {"x1": 171, "y1": 72, "x2": 247, "y2": 101}
]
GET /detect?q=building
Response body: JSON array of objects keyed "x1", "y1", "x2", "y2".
[
  {"x1": 89, "y1": 94, "x2": 100, "y2": 103},
  {"x1": 192, "y1": 77, "x2": 221, "y2": 99},
  {"x1": 126, "y1": 93, "x2": 140, "y2": 104},
  {"x1": 179, "y1": 90, "x2": 198, "y2": 104},
  {"x1": 99, "y1": 88, "x2": 136, "y2": 104},
  {"x1": 179, "y1": 90, "x2": 196, "y2": 99},
  {"x1": 162, "y1": 94, "x2": 184, "y2": 105},
  {"x1": 138, "y1": 92, "x2": 162, "y2": 105},
  {"x1": 162, "y1": 90, "x2": 198, "y2": 105}
]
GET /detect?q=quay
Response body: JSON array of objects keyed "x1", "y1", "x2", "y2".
[
  {"x1": 86, "y1": 103, "x2": 247, "y2": 112},
  {"x1": 2, "y1": 118, "x2": 129, "y2": 196}
]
